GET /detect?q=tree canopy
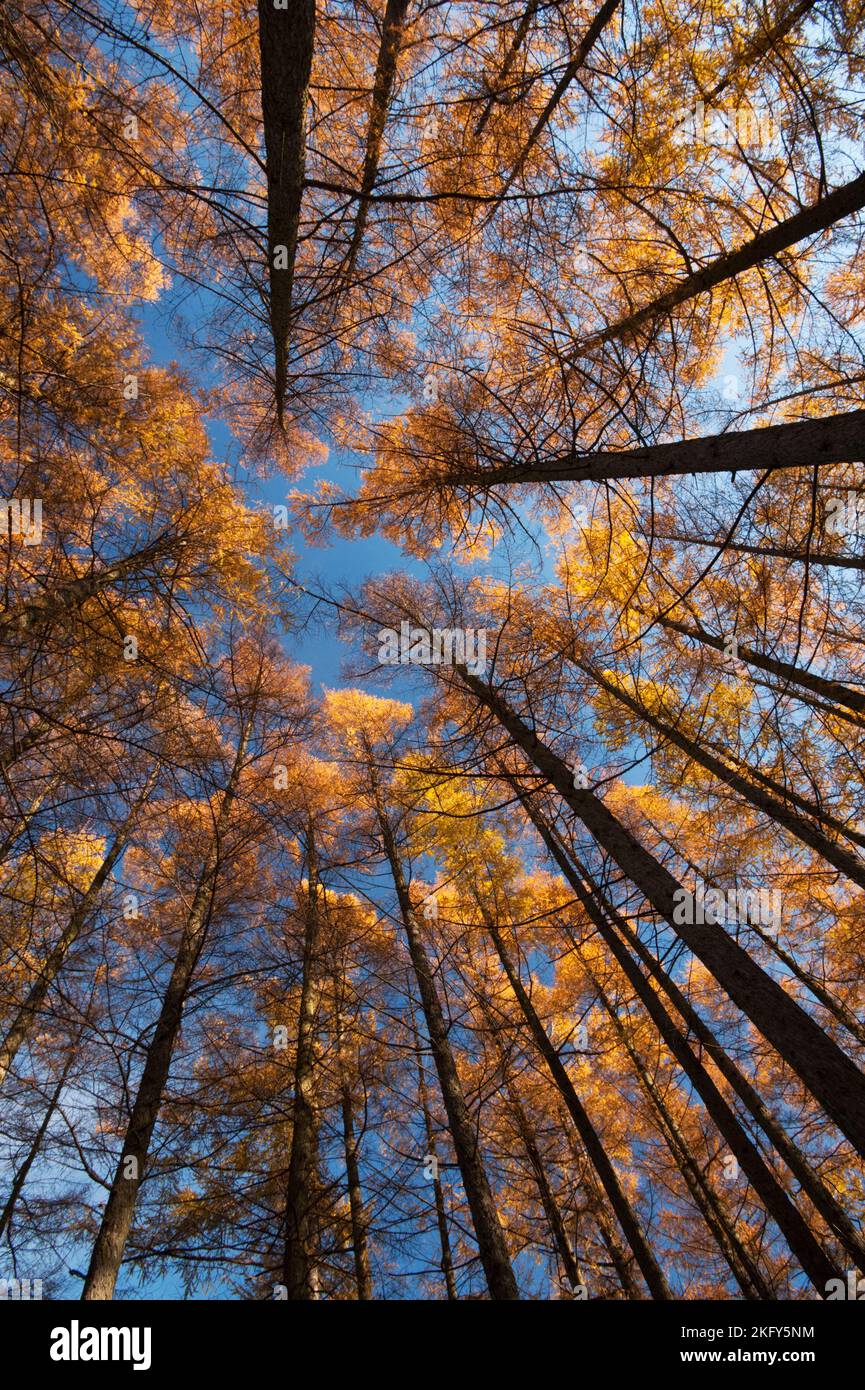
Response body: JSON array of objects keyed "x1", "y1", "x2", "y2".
[{"x1": 1, "y1": 0, "x2": 865, "y2": 1303}]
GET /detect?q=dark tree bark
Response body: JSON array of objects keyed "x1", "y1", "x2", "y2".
[
  {"x1": 491, "y1": 0, "x2": 622, "y2": 204},
  {"x1": 696, "y1": 745, "x2": 865, "y2": 855},
  {"x1": 569, "y1": 173, "x2": 865, "y2": 359},
  {"x1": 517, "y1": 791, "x2": 865, "y2": 1275},
  {"x1": 333, "y1": 988, "x2": 372, "y2": 1300},
  {"x1": 639, "y1": 526, "x2": 865, "y2": 574},
  {"x1": 412, "y1": 1028, "x2": 458, "y2": 1300},
  {"x1": 581, "y1": 659, "x2": 865, "y2": 890},
  {"x1": 480, "y1": 409, "x2": 865, "y2": 488},
  {"x1": 0, "y1": 1050, "x2": 75, "y2": 1240},
  {"x1": 0, "y1": 532, "x2": 182, "y2": 641},
  {"x1": 456, "y1": 667, "x2": 865, "y2": 1157},
  {"x1": 340, "y1": 1075, "x2": 372, "y2": 1298},
  {"x1": 0, "y1": 773, "x2": 60, "y2": 867},
  {"x1": 652, "y1": 612, "x2": 865, "y2": 720},
  {"x1": 509, "y1": 1085, "x2": 583, "y2": 1291},
  {"x1": 583, "y1": 958, "x2": 774, "y2": 1299},
  {"x1": 282, "y1": 824, "x2": 325, "y2": 1299},
  {"x1": 475, "y1": 991, "x2": 583, "y2": 1291},
  {"x1": 473, "y1": 0, "x2": 540, "y2": 137},
  {"x1": 342, "y1": 0, "x2": 411, "y2": 282},
  {"x1": 369, "y1": 764, "x2": 519, "y2": 1299},
  {"x1": 81, "y1": 748, "x2": 244, "y2": 1300},
  {"x1": 641, "y1": 812, "x2": 865, "y2": 1046},
  {"x1": 700, "y1": 0, "x2": 818, "y2": 110},
  {"x1": 515, "y1": 797, "x2": 843, "y2": 1289},
  {"x1": 479, "y1": 904, "x2": 672, "y2": 1299},
  {"x1": 257, "y1": 0, "x2": 316, "y2": 422}
]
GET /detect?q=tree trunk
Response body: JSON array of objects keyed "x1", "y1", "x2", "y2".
[
  {"x1": 0, "y1": 1053, "x2": 73, "y2": 1240},
  {"x1": 698, "y1": 744, "x2": 865, "y2": 853},
  {"x1": 457, "y1": 668, "x2": 865, "y2": 1158},
  {"x1": 81, "y1": 754, "x2": 242, "y2": 1301},
  {"x1": 340, "y1": 1080, "x2": 372, "y2": 1298},
  {"x1": 481, "y1": 408, "x2": 865, "y2": 488},
  {"x1": 517, "y1": 790, "x2": 865, "y2": 1275},
  {"x1": 282, "y1": 824, "x2": 324, "y2": 1299},
  {"x1": 571, "y1": 173, "x2": 865, "y2": 357},
  {"x1": 642, "y1": 813, "x2": 865, "y2": 1046},
  {"x1": 0, "y1": 533, "x2": 180, "y2": 640},
  {"x1": 473, "y1": 0, "x2": 539, "y2": 136},
  {"x1": 411, "y1": 1013, "x2": 458, "y2": 1300},
  {"x1": 476, "y1": 992, "x2": 582, "y2": 1290},
  {"x1": 342, "y1": 0, "x2": 411, "y2": 281},
  {"x1": 370, "y1": 769, "x2": 519, "y2": 1298},
  {"x1": 509, "y1": 1088, "x2": 583, "y2": 1292},
  {"x1": 479, "y1": 904, "x2": 672, "y2": 1299},
  {"x1": 582, "y1": 660, "x2": 865, "y2": 890},
  {"x1": 492, "y1": 0, "x2": 621, "y2": 203},
  {"x1": 654, "y1": 612, "x2": 865, "y2": 720},
  {"x1": 639, "y1": 526, "x2": 865, "y2": 574},
  {"x1": 257, "y1": 0, "x2": 316, "y2": 422},
  {"x1": 584, "y1": 959, "x2": 773, "y2": 1298},
  {"x1": 0, "y1": 773, "x2": 61, "y2": 867}
]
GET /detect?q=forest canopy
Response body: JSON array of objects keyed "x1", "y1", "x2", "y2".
[{"x1": 1, "y1": 0, "x2": 865, "y2": 1304}]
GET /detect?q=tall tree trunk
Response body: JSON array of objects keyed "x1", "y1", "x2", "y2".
[
  {"x1": 638, "y1": 526, "x2": 865, "y2": 573},
  {"x1": 652, "y1": 612, "x2": 865, "y2": 719},
  {"x1": 570, "y1": 173, "x2": 865, "y2": 358},
  {"x1": 476, "y1": 992, "x2": 582, "y2": 1290},
  {"x1": 282, "y1": 823, "x2": 324, "y2": 1299},
  {"x1": 336, "y1": 1021, "x2": 372, "y2": 1301},
  {"x1": 583, "y1": 958, "x2": 773, "y2": 1299},
  {"x1": 518, "y1": 800, "x2": 840, "y2": 1290},
  {"x1": 341, "y1": 1085, "x2": 372, "y2": 1299},
  {"x1": 410, "y1": 1004, "x2": 458, "y2": 1300},
  {"x1": 479, "y1": 408, "x2": 865, "y2": 488},
  {"x1": 0, "y1": 531, "x2": 181, "y2": 640},
  {"x1": 642, "y1": 813, "x2": 865, "y2": 1046},
  {"x1": 558, "y1": 1116, "x2": 641, "y2": 1298},
  {"x1": 509, "y1": 1086, "x2": 583, "y2": 1292},
  {"x1": 517, "y1": 789, "x2": 865, "y2": 1276},
  {"x1": 458, "y1": 667, "x2": 865, "y2": 1157},
  {"x1": 81, "y1": 750, "x2": 243, "y2": 1300},
  {"x1": 0, "y1": 773, "x2": 60, "y2": 867},
  {"x1": 697, "y1": 744, "x2": 865, "y2": 853},
  {"x1": 594, "y1": 1205, "x2": 641, "y2": 1299},
  {"x1": 0, "y1": 1047, "x2": 75, "y2": 1240},
  {"x1": 473, "y1": 0, "x2": 539, "y2": 136},
  {"x1": 581, "y1": 659, "x2": 865, "y2": 889},
  {"x1": 342, "y1": 0, "x2": 411, "y2": 281},
  {"x1": 751, "y1": 674, "x2": 865, "y2": 731},
  {"x1": 745, "y1": 914, "x2": 865, "y2": 1048},
  {"x1": 478, "y1": 902, "x2": 672, "y2": 1298},
  {"x1": 257, "y1": 0, "x2": 316, "y2": 423},
  {"x1": 491, "y1": 0, "x2": 621, "y2": 204},
  {"x1": 369, "y1": 765, "x2": 519, "y2": 1299}
]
